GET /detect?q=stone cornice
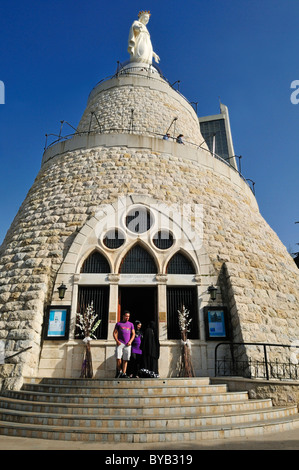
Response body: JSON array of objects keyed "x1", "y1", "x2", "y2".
[{"x1": 41, "y1": 133, "x2": 257, "y2": 208}]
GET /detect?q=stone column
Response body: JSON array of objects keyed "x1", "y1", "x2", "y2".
[
  {"x1": 107, "y1": 274, "x2": 120, "y2": 339},
  {"x1": 156, "y1": 274, "x2": 168, "y2": 340}
]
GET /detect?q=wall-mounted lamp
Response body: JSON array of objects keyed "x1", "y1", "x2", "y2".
[
  {"x1": 208, "y1": 284, "x2": 217, "y2": 301},
  {"x1": 57, "y1": 283, "x2": 67, "y2": 300}
]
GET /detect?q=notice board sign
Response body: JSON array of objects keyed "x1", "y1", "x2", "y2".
[
  {"x1": 44, "y1": 306, "x2": 70, "y2": 340},
  {"x1": 204, "y1": 306, "x2": 229, "y2": 340}
]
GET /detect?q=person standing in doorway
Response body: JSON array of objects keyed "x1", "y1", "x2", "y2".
[
  {"x1": 113, "y1": 311, "x2": 135, "y2": 378},
  {"x1": 128, "y1": 320, "x2": 143, "y2": 377},
  {"x1": 142, "y1": 321, "x2": 160, "y2": 374}
]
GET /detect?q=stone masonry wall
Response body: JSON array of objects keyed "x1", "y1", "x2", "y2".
[
  {"x1": 0, "y1": 141, "x2": 298, "y2": 388},
  {"x1": 212, "y1": 377, "x2": 299, "y2": 406},
  {"x1": 77, "y1": 74, "x2": 204, "y2": 145}
]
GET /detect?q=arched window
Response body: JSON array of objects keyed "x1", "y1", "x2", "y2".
[
  {"x1": 125, "y1": 207, "x2": 153, "y2": 234},
  {"x1": 167, "y1": 252, "x2": 195, "y2": 274},
  {"x1": 103, "y1": 229, "x2": 125, "y2": 249},
  {"x1": 81, "y1": 251, "x2": 110, "y2": 273},
  {"x1": 77, "y1": 286, "x2": 109, "y2": 339},
  {"x1": 153, "y1": 231, "x2": 174, "y2": 250},
  {"x1": 119, "y1": 245, "x2": 157, "y2": 274},
  {"x1": 167, "y1": 286, "x2": 199, "y2": 339}
]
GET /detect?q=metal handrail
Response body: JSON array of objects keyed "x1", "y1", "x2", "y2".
[
  {"x1": 215, "y1": 342, "x2": 299, "y2": 380},
  {"x1": 43, "y1": 127, "x2": 252, "y2": 190},
  {"x1": 42, "y1": 64, "x2": 256, "y2": 189},
  {"x1": 88, "y1": 64, "x2": 190, "y2": 107},
  {"x1": 4, "y1": 346, "x2": 32, "y2": 361}
]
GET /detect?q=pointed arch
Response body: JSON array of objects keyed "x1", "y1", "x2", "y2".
[
  {"x1": 119, "y1": 244, "x2": 157, "y2": 274},
  {"x1": 166, "y1": 251, "x2": 196, "y2": 274},
  {"x1": 80, "y1": 249, "x2": 111, "y2": 273}
]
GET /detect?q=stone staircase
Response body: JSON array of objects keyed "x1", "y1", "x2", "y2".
[{"x1": 0, "y1": 376, "x2": 299, "y2": 443}]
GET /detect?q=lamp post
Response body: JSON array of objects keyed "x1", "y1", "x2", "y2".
[
  {"x1": 208, "y1": 284, "x2": 217, "y2": 302},
  {"x1": 57, "y1": 283, "x2": 67, "y2": 300}
]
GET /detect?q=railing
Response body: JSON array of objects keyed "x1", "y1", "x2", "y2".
[
  {"x1": 215, "y1": 342, "x2": 299, "y2": 381},
  {"x1": 90, "y1": 61, "x2": 191, "y2": 108},
  {"x1": 44, "y1": 126, "x2": 211, "y2": 152},
  {"x1": 42, "y1": 63, "x2": 256, "y2": 193},
  {"x1": 43, "y1": 125, "x2": 254, "y2": 188},
  {"x1": 43, "y1": 127, "x2": 254, "y2": 192},
  {"x1": 4, "y1": 346, "x2": 32, "y2": 362}
]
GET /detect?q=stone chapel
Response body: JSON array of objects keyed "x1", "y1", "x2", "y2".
[{"x1": 1, "y1": 11, "x2": 299, "y2": 389}]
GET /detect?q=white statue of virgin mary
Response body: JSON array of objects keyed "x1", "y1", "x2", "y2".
[{"x1": 128, "y1": 11, "x2": 160, "y2": 65}]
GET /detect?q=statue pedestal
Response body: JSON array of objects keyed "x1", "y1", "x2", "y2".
[{"x1": 120, "y1": 61, "x2": 160, "y2": 75}]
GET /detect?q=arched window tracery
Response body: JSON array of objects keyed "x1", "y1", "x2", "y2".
[
  {"x1": 166, "y1": 251, "x2": 196, "y2": 274},
  {"x1": 80, "y1": 250, "x2": 110, "y2": 273},
  {"x1": 119, "y1": 244, "x2": 157, "y2": 274}
]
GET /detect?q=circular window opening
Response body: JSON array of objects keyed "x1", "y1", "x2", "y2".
[
  {"x1": 125, "y1": 207, "x2": 153, "y2": 234},
  {"x1": 103, "y1": 229, "x2": 125, "y2": 249},
  {"x1": 153, "y1": 230, "x2": 174, "y2": 249}
]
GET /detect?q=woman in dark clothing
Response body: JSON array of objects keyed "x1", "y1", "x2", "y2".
[
  {"x1": 128, "y1": 321, "x2": 143, "y2": 378},
  {"x1": 142, "y1": 321, "x2": 160, "y2": 374}
]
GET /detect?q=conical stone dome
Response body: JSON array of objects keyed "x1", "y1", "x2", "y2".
[
  {"x1": 76, "y1": 70, "x2": 204, "y2": 144},
  {"x1": 0, "y1": 65, "x2": 299, "y2": 388}
]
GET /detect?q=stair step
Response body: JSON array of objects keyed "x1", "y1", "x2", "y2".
[
  {"x1": 1, "y1": 376, "x2": 299, "y2": 443},
  {"x1": 0, "y1": 395, "x2": 273, "y2": 416},
  {"x1": 24, "y1": 377, "x2": 210, "y2": 387},
  {"x1": 0, "y1": 405, "x2": 296, "y2": 429},
  {"x1": 21, "y1": 382, "x2": 228, "y2": 396},
  {"x1": 2, "y1": 389, "x2": 250, "y2": 405},
  {"x1": 1, "y1": 413, "x2": 299, "y2": 443}
]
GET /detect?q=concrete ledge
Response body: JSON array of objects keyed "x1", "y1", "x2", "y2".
[{"x1": 41, "y1": 133, "x2": 257, "y2": 208}]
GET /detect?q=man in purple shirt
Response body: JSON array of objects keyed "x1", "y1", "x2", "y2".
[{"x1": 113, "y1": 311, "x2": 135, "y2": 378}]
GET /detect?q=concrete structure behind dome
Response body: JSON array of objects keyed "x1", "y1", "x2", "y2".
[
  {"x1": 199, "y1": 103, "x2": 237, "y2": 169},
  {"x1": 0, "y1": 15, "x2": 299, "y2": 390}
]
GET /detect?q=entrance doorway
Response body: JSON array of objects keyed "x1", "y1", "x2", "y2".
[{"x1": 119, "y1": 286, "x2": 157, "y2": 330}]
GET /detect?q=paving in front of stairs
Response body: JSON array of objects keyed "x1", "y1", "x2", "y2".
[{"x1": 1, "y1": 427, "x2": 299, "y2": 450}]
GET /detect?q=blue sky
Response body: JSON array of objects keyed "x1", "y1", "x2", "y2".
[{"x1": 0, "y1": 0, "x2": 298, "y2": 255}]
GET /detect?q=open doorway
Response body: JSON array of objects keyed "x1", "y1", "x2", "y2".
[{"x1": 119, "y1": 286, "x2": 157, "y2": 330}]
